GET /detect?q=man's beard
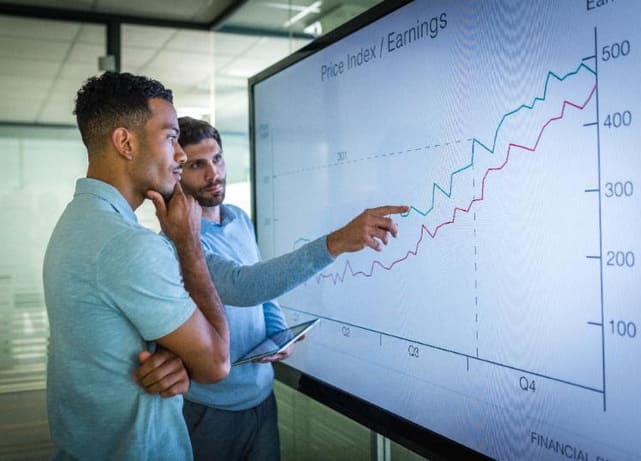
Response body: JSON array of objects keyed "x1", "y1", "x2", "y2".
[{"x1": 194, "y1": 181, "x2": 225, "y2": 208}]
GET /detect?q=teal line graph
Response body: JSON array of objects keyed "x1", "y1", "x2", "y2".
[{"x1": 402, "y1": 62, "x2": 596, "y2": 218}]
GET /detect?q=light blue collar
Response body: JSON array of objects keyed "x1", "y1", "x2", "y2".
[{"x1": 75, "y1": 177, "x2": 138, "y2": 224}]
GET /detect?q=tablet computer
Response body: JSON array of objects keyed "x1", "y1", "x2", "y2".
[{"x1": 232, "y1": 318, "x2": 319, "y2": 366}]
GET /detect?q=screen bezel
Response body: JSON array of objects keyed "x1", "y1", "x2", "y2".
[{"x1": 248, "y1": 1, "x2": 491, "y2": 458}]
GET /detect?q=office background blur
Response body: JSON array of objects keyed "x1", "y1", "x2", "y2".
[{"x1": 0, "y1": 1, "x2": 426, "y2": 459}]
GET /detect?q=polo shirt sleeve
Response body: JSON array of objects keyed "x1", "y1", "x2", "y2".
[{"x1": 96, "y1": 229, "x2": 196, "y2": 341}]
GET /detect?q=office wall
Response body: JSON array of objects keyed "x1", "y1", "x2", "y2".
[{"x1": 0, "y1": 126, "x2": 86, "y2": 394}]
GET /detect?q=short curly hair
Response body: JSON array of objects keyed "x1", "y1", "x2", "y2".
[
  {"x1": 178, "y1": 116, "x2": 222, "y2": 150},
  {"x1": 74, "y1": 72, "x2": 173, "y2": 154}
]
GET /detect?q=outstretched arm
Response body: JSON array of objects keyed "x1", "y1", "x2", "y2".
[
  {"x1": 326, "y1": 205, "x2": 408, "y2": 255},
  {"x1": 207, "y1": 205, "x2": 408, "y2": 307}
]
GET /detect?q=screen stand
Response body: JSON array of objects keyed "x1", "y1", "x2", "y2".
[{"x1": 370, "y1": 432, "x2": 391, "y2": 461}]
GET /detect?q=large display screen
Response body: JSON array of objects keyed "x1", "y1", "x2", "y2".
[{"x1": 250, "y1": 1, "x2": 640, "y2": 459}]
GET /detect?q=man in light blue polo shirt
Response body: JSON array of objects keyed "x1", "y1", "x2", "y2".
[{"x1": 43, "y1": 72, "x2": 231, "y2": 461}]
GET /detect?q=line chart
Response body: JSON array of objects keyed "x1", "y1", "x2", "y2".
[
  {"x1": 311, "y1": 65, "x2": 597, "y2": 284},
  {"x1": 403, "y1": 63, "x2": 596, "y2": 218},
  {"x1": 264, "y1": 45, "x2": 606, "y2": 398}
]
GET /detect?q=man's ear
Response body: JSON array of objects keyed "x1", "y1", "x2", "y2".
[{"x1": 112, "y1": 127, "x2": 135, "y2": 160}]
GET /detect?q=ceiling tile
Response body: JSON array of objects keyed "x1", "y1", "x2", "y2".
[
  {"x1": 67, "y1": 43, "x2": 105, "y2": 64},
  {"x1": 166, "y1": 29, "x2": 213, "y2": 53},
  {"x1": 141, "y1": 64, "x2": 211, "y2": 91},
  {"x1": 122, "y1": 47, "x2": 159, "y2": 72},
  {"x1": 49, "y1": 74, "x2": 94, "y2": 97},
  {"x1": 213, "y1": 74, "x2": 247, "y2": 91},
  {"x1": 212, "y1": 54, "x2": 234, "y2": 70},
  {"x1": 0, "y1": 37, "x2": 71, "y2": 61},
  {"x1": 58, "y1": 63, "x2": 101, "y2": 81},
  {"x1": 0, "y1": 15, "x2": 80, "y2": 40},
  {"x1": 213, "y1": 32, "x2": 261, "y2": 57},
  {"x1": 147, "y1": 50, "x2": 212, "y2": 72},
  {"x1": 244, "y1": 35, "x2": 298, "y2": 58},
  {"x1": 175, "y1": 91, "x2": 212, "y2": 108},
  {"x1": 0, "y1": 58, "x2": 61, "y2": 78},
  {"x1": 1, "y1": 76, "x2": 55, "y2": 97},
  {"x1": 122, "y1": 24, "x2": 177, "y2": 48},
  {"x1": 76, "y1": 24, "x2": 106, "y2": 45},
  {"x1": 220, "y1": 56, "x2": 275, "y2": 78}
]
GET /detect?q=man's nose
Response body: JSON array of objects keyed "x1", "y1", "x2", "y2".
[
  {"x1": 205, "y1": 162, "x2": 220, "y2": 180},
  {"x1": 174, "y1": 140, "x2": 186, "y2": 164}
]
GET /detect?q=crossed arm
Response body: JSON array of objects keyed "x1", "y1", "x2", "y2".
[{"x1": 133, "y1": 349, "x2": 190, "y2": 397}]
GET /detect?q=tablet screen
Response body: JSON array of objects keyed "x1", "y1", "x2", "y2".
[{"x1": 232, "y1": 318, "x2": 319, "y2": 366}]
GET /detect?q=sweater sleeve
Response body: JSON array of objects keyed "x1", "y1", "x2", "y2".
[
  {"x1": 205, "y1": 236, "x2": 334, "y2": 307},
  {"x1": 262, "y1": 299, "x2": 288, "y2": 335}
]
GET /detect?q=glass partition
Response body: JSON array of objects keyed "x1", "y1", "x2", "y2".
[{"x1": 0, "y1": 15, "x2": 104, "y2": 393}]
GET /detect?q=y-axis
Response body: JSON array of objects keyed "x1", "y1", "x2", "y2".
[{"x1": 594, "y1": 26, "x2": 607, "y2": 412}]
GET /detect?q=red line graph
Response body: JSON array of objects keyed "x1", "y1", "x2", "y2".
[{"x1": 316, "y1": 85, "x2": 598, "y2": 285}]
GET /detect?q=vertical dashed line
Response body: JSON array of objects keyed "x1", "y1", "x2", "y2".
[{"x1": 473, "y1": 175, "x2": 480, "y2": 359}]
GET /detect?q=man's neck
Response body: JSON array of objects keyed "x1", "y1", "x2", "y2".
[
  {"x1": 202, "y1": 204, "x2": 222, "y2": 224},
  {"x1": 86, "y1": 162, "x2": 143, "y2": 211}
]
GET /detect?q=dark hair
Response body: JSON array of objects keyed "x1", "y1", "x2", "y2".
[
  {"x1": 74, "y1": 72, "x2": 173, "y2": 153},
  {"x1": 178, "y1": 116, "x2": 222, "y2": 150}
]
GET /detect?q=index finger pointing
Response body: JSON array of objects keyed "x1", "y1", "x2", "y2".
[{"x1": 368, "y1": 205, "x2": 409, "y2": 216}]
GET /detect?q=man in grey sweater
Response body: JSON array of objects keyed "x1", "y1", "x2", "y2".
[{"x1": 135, "y1": 117, "x2": 407, "y2": 461}]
